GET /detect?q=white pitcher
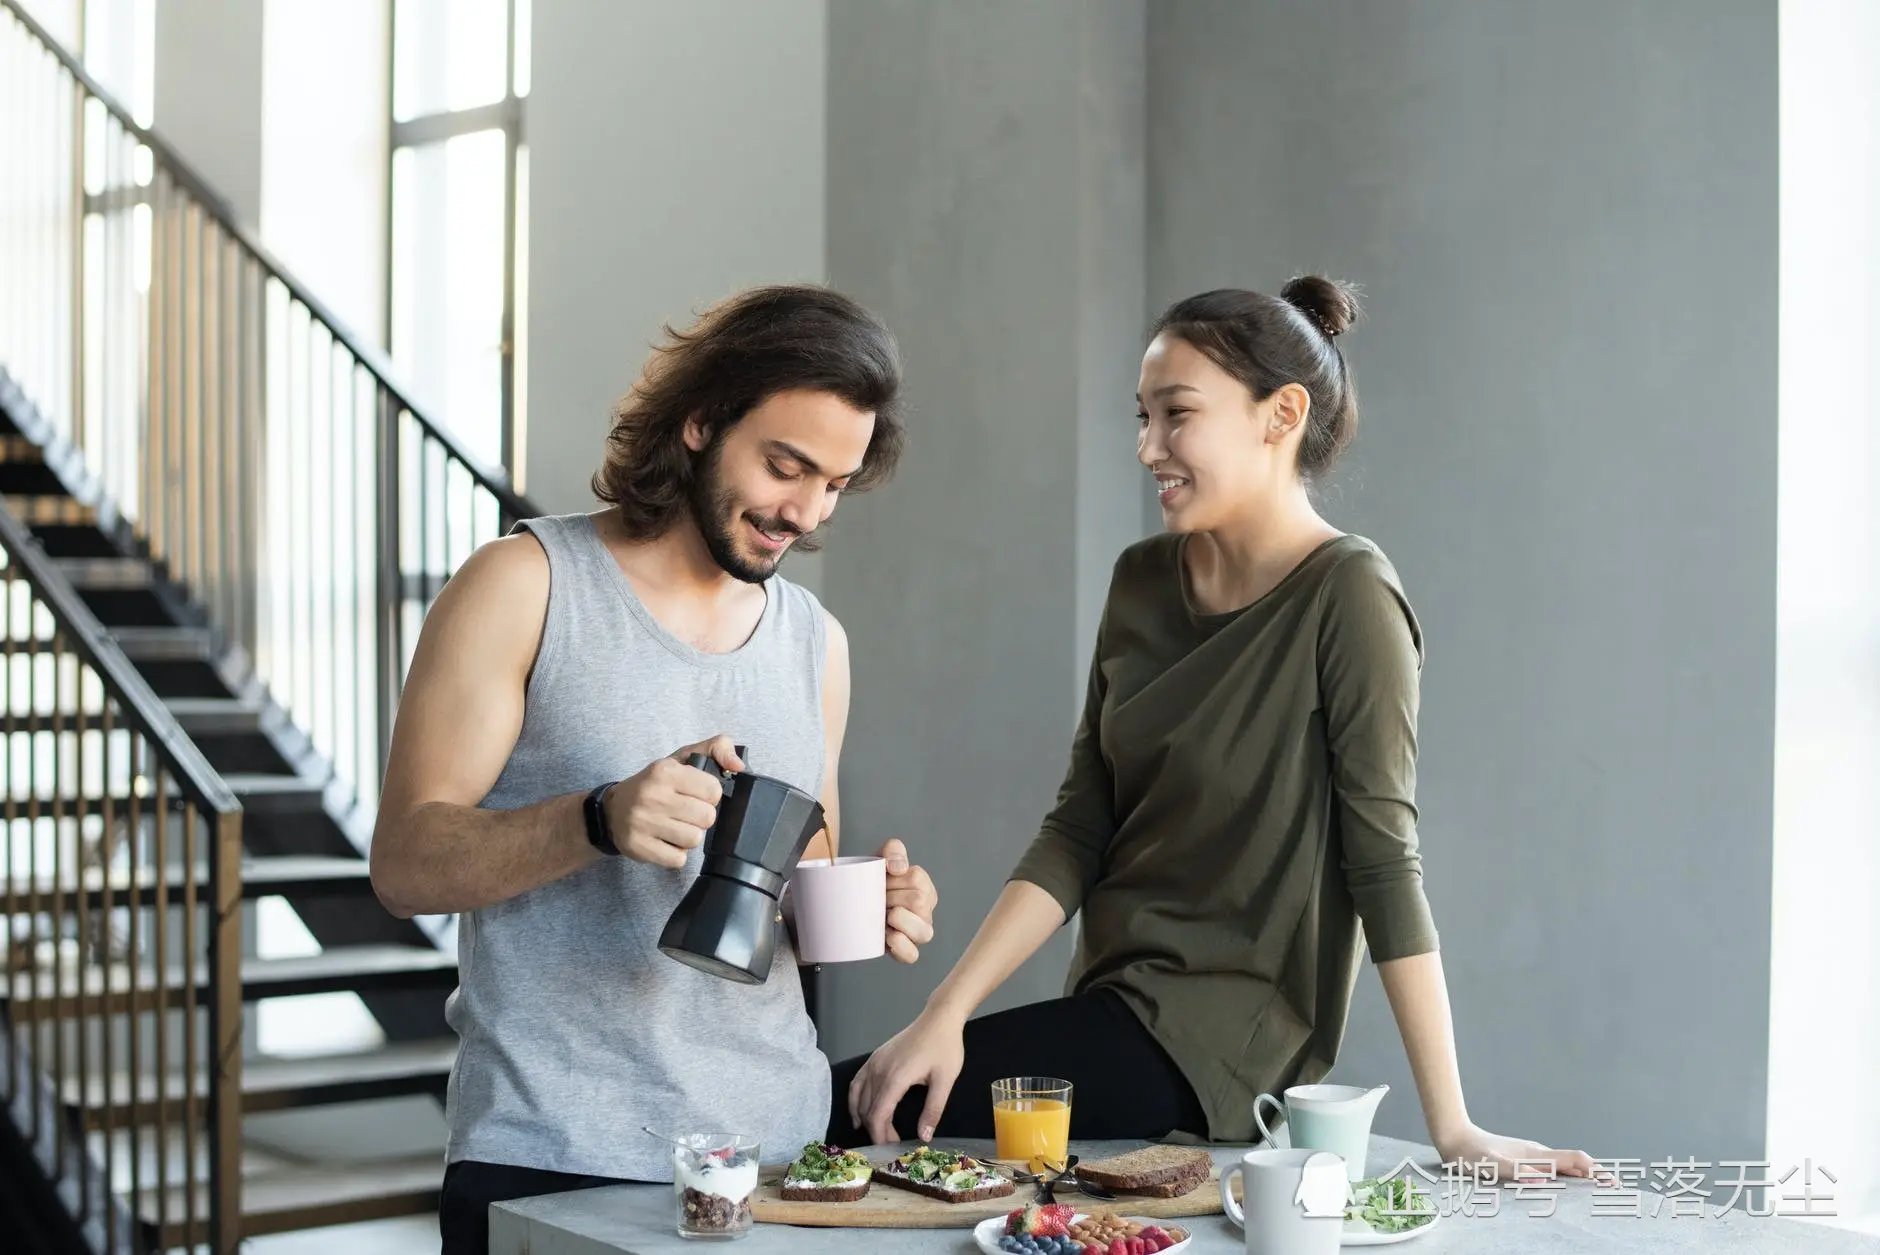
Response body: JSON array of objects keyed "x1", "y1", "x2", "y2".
[
  {"x1": 1220, "y1": 1148, "x2": 1347, "y2": 1255},
  {"x1": 1252, "y1": 1082, "x2": 1389, "y2": 1182}
]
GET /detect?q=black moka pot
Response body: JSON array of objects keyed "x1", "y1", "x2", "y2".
[{"x1": 657, "y1": 747, "x2": 827, "y2": 985}]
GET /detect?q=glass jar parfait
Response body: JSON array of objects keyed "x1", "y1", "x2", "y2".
[{"x1": 671, "y1": 1134, "x2": 761, "y2": 1240}]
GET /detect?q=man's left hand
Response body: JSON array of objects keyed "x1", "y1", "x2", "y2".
[{"x1": 878, "y1": 839, "x2": 937, "y2": 963}]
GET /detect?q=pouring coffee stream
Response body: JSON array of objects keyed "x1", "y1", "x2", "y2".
[{"x1": 656, "y1": 746, "x2": 829, "y2": 985}]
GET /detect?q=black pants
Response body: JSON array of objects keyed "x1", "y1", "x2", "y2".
[
  {"x1": 825, "y1": 988, "x2": 1207, "y2": 1146},
  {"x1": 440, "y1": 1158, "x2": 645, "y2": 1255}
]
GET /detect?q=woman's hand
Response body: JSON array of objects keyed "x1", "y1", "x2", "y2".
[
  {"x1": 1435, "y1": 1122, "x2": 1606, "y2": 1183},
  {"x1": 847, "y1": 1008, "x2": 966, "y2": 1145}
]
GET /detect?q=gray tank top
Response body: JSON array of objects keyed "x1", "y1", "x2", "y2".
[{"x1": 443, "y1": 512, "x2": 832, "y2": 1179}]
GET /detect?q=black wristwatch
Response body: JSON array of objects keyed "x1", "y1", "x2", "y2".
[{"x1": 584, "y1": 782, "x2": 620, "y2": 856}]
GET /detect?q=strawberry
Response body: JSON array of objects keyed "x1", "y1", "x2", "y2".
[
  {"x1": 1035, "y1": 1203, "x2": 1076, "y2": 1237},
  {"x1": 1011, "y1": 1204, "x2": 1056, "y2": 1237}
]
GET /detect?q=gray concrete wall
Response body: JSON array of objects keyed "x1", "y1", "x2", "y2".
[
  {"x1": 152, "y1": 0, "x2": 264, "y2": 227},
  {"x1": 525, "y1": 0, "x2": 829, "y2": 599},
  {"x1": 1147, "y1": 0, "x2": 1777, "y2": 1165},
  {"x1": 818, "y1": 0, "x2": 1147, "y2": 1063}
]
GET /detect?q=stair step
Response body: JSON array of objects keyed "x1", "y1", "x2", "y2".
[
  {"x1": 0, "y1": 433, "x2": 44, "y2": 462},
  {"x1": 153, "y1": 1151, "x2": 444, "y2": 1244},
  {"x1": 5, "y1": 945, "x2": 459, "y2": 1019},
  {"x1": 5, "y1": 492, "x2": 94, "y2": 525},
  {"x1": 63, "y1": 1036, "x2": 457, "y2": 1124},
  {"x1": 25, "y1": 854, "x2": 373, "y2": 909},
  {"x1": 52, "y1": 555, "x2": 151, "y2": 589},
  {"x1": 0, "y1": 460, "x2": 66, "y2": 496},
  {"x1": 111, "y1": 624, "x2": 215, "y2": 662},
  {"x1": 26, "y1": 522, "x2": 121, "y2": 558},
  {"x1": 241, "y1": 1037, "x2": 458, "y2": 1112},
  {"x1": 163, "y1": 695, "x2": 265, "y2": 735},
  {"x1": 224, "y1": 772, "x2": 328, "y2": 814},
  {"x1": 243, "y1": 854, "x2": 375, "y2": 897},
  {"x1": 0, "y1": 697, "x2": 263, "y2": 736},
  {"x1": 245, "y1": 946, "x2": 458, "y2": 997}
]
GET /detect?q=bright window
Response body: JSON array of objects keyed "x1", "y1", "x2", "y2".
[{"x1": 387, "y1": 0, "x2": 529, "y2": 483}]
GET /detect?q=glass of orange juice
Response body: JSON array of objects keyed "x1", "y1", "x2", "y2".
[{"x1": 991, "y1": 1076, "x2": 1073, "y2": 1164}]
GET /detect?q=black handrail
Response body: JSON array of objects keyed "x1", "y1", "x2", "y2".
[
  {"x1": 0, "y1": 475, "x2": 236, "y2": 820},
  {"x1": 0, "y1": 0, "x2": 533, "y2": 524}
]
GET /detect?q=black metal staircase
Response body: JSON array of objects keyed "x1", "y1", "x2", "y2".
[{"x1": 0, "y1": 0, "x2": 541, "y2": 1247}]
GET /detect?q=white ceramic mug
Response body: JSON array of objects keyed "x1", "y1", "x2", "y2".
[
  {"x1": 1220, "y1": 1148, "x2": 1346, "y2": 1255},
  {"x1": 789, "y1": 856, "x2": 886, "y2": 963}
]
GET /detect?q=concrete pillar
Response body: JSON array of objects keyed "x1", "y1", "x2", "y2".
[
  {"x1": 152, "y1": 0, "x2": 264, "y2": 228},
  {"x1": 524, "y1": 0, "x2": 829, "y2": 599},
  {"x1": 817, "y1": 0, "x2": 1147, "y2": 1060}
]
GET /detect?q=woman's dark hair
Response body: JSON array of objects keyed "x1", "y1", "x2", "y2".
[
  {"x1": 1150, "y1": 275, "x2": 1363, "y2": 479},
  {"x1": 593, "y1": 284, "x2": 905, "y2": 539}
]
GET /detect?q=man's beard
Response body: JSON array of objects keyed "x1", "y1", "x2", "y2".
[{"x1": 688, "y1": 448, "x2": 806, "y2": 585}]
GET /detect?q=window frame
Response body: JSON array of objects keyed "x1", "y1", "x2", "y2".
[{"x1": 382, "y1": 0, "x2": 526, "y2": 485}]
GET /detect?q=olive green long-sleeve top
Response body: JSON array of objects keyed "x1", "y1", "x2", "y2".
[{"x1": 1009, "y1": 532, "x2": 1440, "y2": 1142}]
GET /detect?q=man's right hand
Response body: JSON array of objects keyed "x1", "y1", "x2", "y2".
[{"x1": 603, "y1": 736, "x2": 745, "y2": 867}]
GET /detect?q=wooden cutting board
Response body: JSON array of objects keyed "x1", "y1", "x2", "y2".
[{"x1": 751, "y1": 1162, "x2": 1226, "y2": 1229}]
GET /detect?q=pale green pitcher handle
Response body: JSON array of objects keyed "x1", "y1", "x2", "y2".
[{"x1": 1252, "y1": 1092, "x2": 1284, "y2": 1147}]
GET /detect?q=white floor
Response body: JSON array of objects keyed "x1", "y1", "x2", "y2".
[{"x1": 245, "y1": 1212, "x2": 439, "y2": 1254}]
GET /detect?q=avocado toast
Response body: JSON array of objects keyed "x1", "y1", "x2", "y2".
[
  {"x1": 877, "y1": 1145, "x2": 1015, "y2": 1204},
  {"x1": 780, "y1": 1143, "x2": 875, "y2": 1203}
]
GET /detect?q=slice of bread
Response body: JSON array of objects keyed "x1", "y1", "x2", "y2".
[
  {"x1": 778, "y1": 1144, "x2": 874, "y2": 1203},
  {"x1": 1076, "y1": 1146, "x2": 1213, "y2": 1195},
  {"x1": 1111, "y1": 1165, "x2": 1210, "y2": 1198},
  {"x1": 779, "y1": 1177, "x2": 871, "y2": 1203},
  {"x1": 876, "y1": 1160, "x2": 1015, "y2": 1204}
]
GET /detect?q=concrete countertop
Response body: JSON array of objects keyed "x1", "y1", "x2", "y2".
[{"x1": 491, "y1": 1135, "x2": 1880, "y2": 1254}]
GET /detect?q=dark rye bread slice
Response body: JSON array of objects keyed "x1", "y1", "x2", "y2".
[
  {"x1": 1111, "y1": 1165, "x2": 1211, "y2": 1199},
  {"x1": 1076, "y1": 1146, "x2": 1213, "y2": 1197},
  {"x1": 779, "y1": 1177, "x2": 871, "y2": 1203},
  {"x1": 875, "y1": 1159, "x2": 1015, "y2": 1204}
]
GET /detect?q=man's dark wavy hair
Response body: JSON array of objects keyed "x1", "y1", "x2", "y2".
[{"x1": 592, "y1": 285, "x2": 905, "y2": 545}]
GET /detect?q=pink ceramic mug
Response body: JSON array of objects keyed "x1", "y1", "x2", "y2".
[{"x1": 789, "y1": 856, "x2": 887, "y2": 964}]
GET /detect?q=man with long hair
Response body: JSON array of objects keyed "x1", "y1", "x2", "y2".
[{"x1": 368, "y1": 286, "x2": 938, "y2": 1254}]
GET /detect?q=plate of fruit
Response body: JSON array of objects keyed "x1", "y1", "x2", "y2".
[{"x1": 975, "y1": 1204, "x2": 1191, "y2": 1255}]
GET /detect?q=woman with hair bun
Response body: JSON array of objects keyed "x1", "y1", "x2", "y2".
[{"x1": 830, "y1": 278, "x2": 1595, "y2": 1182}]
